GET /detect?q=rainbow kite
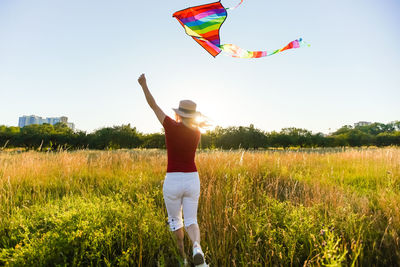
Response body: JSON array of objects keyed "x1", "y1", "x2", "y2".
[{"x1": 173, "y1": 0, "x2": 309, "y2": 58}]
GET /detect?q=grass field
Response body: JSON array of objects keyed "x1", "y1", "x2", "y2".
[{"x1": 0, "y1": 148, "x2": 399, "y2": 266}]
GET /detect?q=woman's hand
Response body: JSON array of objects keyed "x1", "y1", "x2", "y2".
[{"x1": 138, "y1": 74, "x2": 147, "y2": 87}]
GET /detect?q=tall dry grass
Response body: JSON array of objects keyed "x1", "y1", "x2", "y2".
[{"x1": 0, "y1": 148, "x2": 399, "y2": 266}]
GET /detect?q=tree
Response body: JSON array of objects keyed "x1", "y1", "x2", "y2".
[
  {"x1": 376, "y1": 132, "x2": 400, "y2": 146},
  {"x1": 89, "y1": 124, "x2": 142, "y2": 149},
  {"x1": 141, "y1": 133, "x2": 165, "y2": 148}
]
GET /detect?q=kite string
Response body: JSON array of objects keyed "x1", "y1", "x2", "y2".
[{"x1": 225, "y1": 0, "x2": 244, "y2": 10}]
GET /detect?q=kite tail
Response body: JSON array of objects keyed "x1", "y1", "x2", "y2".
[
  {"x1": 225, "y1": 0, "x2": 244, "y2": 10},
  {"x1": 220, "y1": 38, "x2": 309, "y2": 58}
]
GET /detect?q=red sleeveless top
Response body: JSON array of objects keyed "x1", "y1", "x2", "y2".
[{"x1": 163, "y1": 116, "x2": 201, "y2": 173}]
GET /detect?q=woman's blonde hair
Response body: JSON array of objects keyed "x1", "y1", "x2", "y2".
[{"x1": 176, "y1": 114, "x2": 207, "y2": 130}]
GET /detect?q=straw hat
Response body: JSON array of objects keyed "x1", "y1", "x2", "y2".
[{"x1": 173, "y1": 100, "x2": 200, "y2": 118}]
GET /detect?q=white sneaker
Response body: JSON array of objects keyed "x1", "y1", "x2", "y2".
[{"x1": 193, "y1": 245, "x2": 205, "y2": 265}]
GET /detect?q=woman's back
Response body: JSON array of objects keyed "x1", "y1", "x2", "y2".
[{"x1": 163, "y1": 116, "x2": 200, "y2": 173}]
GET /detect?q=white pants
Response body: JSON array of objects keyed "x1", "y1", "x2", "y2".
[{"x1": 163, "y1": 172, "x2": 200, "y2": 231}]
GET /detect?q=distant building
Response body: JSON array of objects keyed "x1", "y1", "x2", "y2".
[
  {"x1": 18, "y1": 115, "x2": 75, "y2": 131},
  {"x1": 354, "y1": 121, "x2": 371, "y2": 127}
]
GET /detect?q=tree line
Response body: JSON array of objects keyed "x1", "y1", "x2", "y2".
[{"x1": 0, "y1": 121, "x2": 399, "y2": 150}]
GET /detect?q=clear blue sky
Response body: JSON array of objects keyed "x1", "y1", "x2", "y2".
[{"x1": 1, "y1": 0, "x2": 399, "y2": 133}]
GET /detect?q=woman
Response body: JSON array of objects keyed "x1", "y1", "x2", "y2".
[{"x1": 138, "y1": 74, "x2": 205, "y2": 265}]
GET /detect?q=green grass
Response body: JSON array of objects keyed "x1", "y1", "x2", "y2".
[{"x1": 0, "y1": 148, "x2": 399, "y2": 266}]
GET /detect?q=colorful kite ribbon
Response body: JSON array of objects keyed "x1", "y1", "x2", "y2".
[
  {"x1": 173, "y1": 0, "x2": 309, "y2": 58},
  {"x1": 225, "y1": 0, "x2": 243, "y2": 10}
]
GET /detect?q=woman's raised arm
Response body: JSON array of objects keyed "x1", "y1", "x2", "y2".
[{"x1": 138, "y1": 74, "x2": 166, "y2": 125}]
